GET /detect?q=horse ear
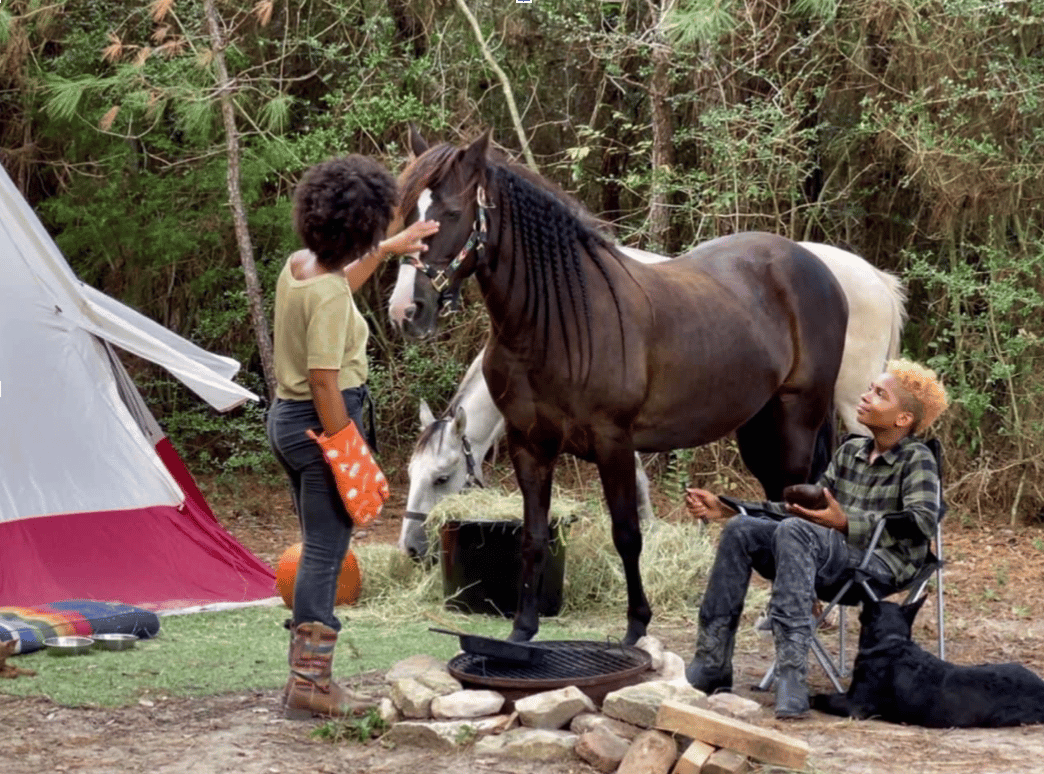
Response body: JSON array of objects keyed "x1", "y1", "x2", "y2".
[
  {"x1": 419, "y1": 399, "x2": 436, "y2": 429},
  {"x1": 452, "y1": 405, "x2": 468, "y2": 438},
  {"x1": 408, "y1": 123, "x2": 428, "y2": 158},
  {"x1": 460, "y1": 129, "x2": 491, "y2": 179},
  {"x1": 901, "y1": 595, "x2": 927, "y2": 627}
]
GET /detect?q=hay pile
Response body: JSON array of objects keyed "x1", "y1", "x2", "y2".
[{"x1": 352, "y1": 487, "x2": 747, "y2": 620}]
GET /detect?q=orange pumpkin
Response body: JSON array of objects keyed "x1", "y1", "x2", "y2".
[{"x1": 275, "y1": 542, "x2": 361, "y2": 608}]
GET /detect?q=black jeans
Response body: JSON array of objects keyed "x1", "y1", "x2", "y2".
[
  {"x1": 700, "y1": 514, "x2": 895, "y2": 639},
  {"x1": 266, "y1": 387, "x2": 367, "y2": 631}
]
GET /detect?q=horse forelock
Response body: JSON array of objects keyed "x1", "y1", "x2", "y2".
[
  {"x1": 398, "y1": 143, "x2": 462, "y2": 221},
  {"x1": 414, "y1": 418, "x2": 448, "y2": 456}
]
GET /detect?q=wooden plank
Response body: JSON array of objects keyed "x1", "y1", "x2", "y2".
[
  {"x1": 671, "y1": 740, "x2": 716, "y2": 774},
  {"x1": 703, "y1": 748, "x2": 750, "y2": 774},
  {"x1": 655, "y1": 700, "x2": 808, "y2": 770}
]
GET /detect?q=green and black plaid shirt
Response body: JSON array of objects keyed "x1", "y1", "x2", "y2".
[{"x1": 744, "y1": 435, "x2": 941, "y2": 585}]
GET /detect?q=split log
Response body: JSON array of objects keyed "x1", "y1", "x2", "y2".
[{"x1": 655, "y1": 700, "x2": 808, "y2": 770}]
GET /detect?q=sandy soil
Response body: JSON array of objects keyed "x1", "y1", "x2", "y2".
[{"x1": 4, "y1": 470, "x2": 1044, "y2": 774}]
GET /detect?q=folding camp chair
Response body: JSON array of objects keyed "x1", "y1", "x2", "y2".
[{"x1": 756, "y1": 437, "x2": 946, "y2": 694}]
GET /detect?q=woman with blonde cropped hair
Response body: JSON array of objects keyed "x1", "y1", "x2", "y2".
[{"x1": 683, "y1": 358, "x2": 948, "y2": 719}]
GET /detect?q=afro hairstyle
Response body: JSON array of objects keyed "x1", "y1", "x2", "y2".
[{"x1": 293, "y1": 155, "x2": 397, "y2": 270}]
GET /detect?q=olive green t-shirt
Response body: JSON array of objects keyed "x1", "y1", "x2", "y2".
[{"x1": 273, "y1": 258, "x2": 369, "y2": 401}]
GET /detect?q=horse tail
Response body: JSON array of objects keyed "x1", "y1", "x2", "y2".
[
  {"x1": 877, "y1": 266, "x2": 909, "y2": 363},
  {"x1": 810, "y1": 398, "x2": 838, "y2": 484}
]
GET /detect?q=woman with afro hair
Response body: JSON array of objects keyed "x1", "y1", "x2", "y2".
[{"x1": 267, "y1": 155, "x2": 438, "y2": 719}]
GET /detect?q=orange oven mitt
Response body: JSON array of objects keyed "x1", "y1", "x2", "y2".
[{"x1": 306, "y1": 421, "x2": 389, "y2": 527}]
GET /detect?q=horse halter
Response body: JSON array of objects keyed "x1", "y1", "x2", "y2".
[
  {"x1": 409, "y1": 186, "x2": 490, "y2": 315},
  {"x1": 459, "y1": 434, "x2": 484, "y2": 490}
]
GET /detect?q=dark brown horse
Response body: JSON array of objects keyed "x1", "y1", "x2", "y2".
[{"x1": 396, "y1": 131, "x2": 849, "y2": 644}]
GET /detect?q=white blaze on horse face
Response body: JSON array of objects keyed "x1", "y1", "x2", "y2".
[
  {"x1": 417, "y1": 188, "x2": 434, "y2": 221},
  {"x1": 388, "y1": 262, "x2": 418, "y2": 327}
]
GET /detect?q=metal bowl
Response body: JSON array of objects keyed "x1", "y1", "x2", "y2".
[
  {"x1": 44, "y1": 636, "x2": 95, "y2": 656},
  {"x1": 92, "y1": 633, "x2": 139, "y2": 652}
]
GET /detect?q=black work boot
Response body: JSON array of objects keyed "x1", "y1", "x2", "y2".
[
  {"x1": 685, "y1": 616, "x2": 737, "y2": 694},
  {"x1": 772, "y1": 622, "x2": 810, "y2": 719}
]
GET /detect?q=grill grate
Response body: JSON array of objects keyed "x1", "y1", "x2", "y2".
[{"x1": 448, "y1": 640, "x2": 650, "y2": 693}]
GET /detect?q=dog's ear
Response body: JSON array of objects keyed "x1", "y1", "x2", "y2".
[{"x1": 901, "y1": 595, "x2": 928, "y2": 628}]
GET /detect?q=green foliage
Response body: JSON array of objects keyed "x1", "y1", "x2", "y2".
[
  {"x1": 666, "y1": 0, "x2": 739, "y2": 47},
  {"x1": 7, "y1": 0, "x2": 1044, "y2": 522},
  {"x1": 311, "y1": 708, "x2": 390, "y2": 744}
]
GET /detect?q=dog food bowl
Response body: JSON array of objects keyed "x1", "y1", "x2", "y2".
[
  {"x1": 92, "y1": 633, "x2": 139, "y2": 651},
  {"x1": 44, "y1": 636, "x2": 95, "y2": 656}
]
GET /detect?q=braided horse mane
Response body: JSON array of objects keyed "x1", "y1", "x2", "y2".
[{"x1": 399, "y1": 142, "x2": 637, "y2": 382}]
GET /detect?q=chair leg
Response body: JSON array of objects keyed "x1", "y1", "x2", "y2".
[
  {"x1": 837, "y1": 606, "x2": 846, "y2": 677},
  {"x1": 755, "y1": 662, "x2": 775, "y2": 692},
  {"x1": 809, "y1": 635, "x2": 846, "y2": 693}
]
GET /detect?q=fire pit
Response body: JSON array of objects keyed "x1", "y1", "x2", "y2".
[{"x1": 447, "y1": 640, "x2": 651, "y2": 707}]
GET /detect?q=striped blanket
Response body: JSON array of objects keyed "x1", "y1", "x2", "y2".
[{"x1": 0, "y1": 600, "x2": 161, "y2": 655}]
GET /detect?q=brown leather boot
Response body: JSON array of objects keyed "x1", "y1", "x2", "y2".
[{"x1": 283, "y1": 622, "x2": 375, "y2": 720}]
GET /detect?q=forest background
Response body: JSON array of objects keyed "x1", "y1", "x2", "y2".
[{"x1": 1, "y1": 0, "x2": 1042, "y2": 525}]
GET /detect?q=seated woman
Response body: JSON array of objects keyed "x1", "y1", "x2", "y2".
[{"x1": 684, "y1": 359, "x2": 948, "y2": 719}]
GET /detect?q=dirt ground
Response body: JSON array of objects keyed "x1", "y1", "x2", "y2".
[{"x1": 4, "y1": 470, "x2": 1044, "y2": 774}]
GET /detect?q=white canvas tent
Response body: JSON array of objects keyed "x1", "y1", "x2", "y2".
[{"x1": 0, "y1": 164, "x2": 276, "y2": 609}]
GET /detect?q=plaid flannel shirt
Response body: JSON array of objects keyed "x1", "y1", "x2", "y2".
[{"x1": 738, "y1": 435, "x2": 941, "y2": 585}]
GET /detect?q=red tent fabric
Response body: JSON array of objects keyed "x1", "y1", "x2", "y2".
[{"x1": 0, "y1": 439, "x2": 275, "y2": 611}]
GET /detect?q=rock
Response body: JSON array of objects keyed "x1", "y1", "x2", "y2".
[
  {"x1": 414, "y1": 670, "x2": 463, "y2": 696},
  {"x1": 514, "y1": 685, "x2": 596, "y2": 730},
  {"x1": 636, "y1": 635, "x2": 665, "y2": 672},
  {"x1": 473, "y1": 728, "x2": 578, "y2": 761},
  {"x1": 617, "y1": 729, "x2": 678, "y2": 774},
  {"x1": 386, "y1": 654, "x2": 449, "y2": 682},
  {"x1": 570, "y1": 712, "x2": 643, "y2": 740},
  {"x1": 377, "y1": 697, "x2": 399, "y2": 726},
  {"x1": 602, "y1": 680, "x2": 708, "y2": 728},
  {"x1": 381, "y1": 715, "x2": 515, "y2": 751},
  {"x1": 389, "y1": 677, "x2": 439, "y2": 719},
  {"x1": 431, "y1": 690, "x2": 505, "y2": 720},
  {"x1": 707, "y1": 692, "x2": 763, "y2": 722},
  {"x1": 575, "y1": 724, "x2": 632, "y2": 772},
  {"x1": 659, "y1": 651, "x2": 686, "y2": 681}
]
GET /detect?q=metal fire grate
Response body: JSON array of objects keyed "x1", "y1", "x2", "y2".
[{"x1": 447, "y1": 640, "x2": 651, "y2": 696}]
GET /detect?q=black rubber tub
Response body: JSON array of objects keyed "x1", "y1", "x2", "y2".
[{"x1": 439, "y1": 518, "x2": 566, "y2": 617}]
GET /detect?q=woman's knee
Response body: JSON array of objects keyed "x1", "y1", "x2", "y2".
[{"x1": 771, "y1": 517, "x2": 817, "y2": 549}]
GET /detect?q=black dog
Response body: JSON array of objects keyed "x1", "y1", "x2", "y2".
[{"x1": 812, "y1": 596, "x2": 1044, "y2": 727}]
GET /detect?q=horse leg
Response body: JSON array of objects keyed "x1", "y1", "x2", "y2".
[
  {"x1": 635, "y1": 452, "x2": 655, "y2": 522},
  {"x1": 736, "y1": 394, "x2": 829, "y2": 500},
  {"x1": 505, "y1": 430, "x2": 557, "y2": 643},
  {"x1": 597, "y1": 441, "x2": 652, "y2": 645}
]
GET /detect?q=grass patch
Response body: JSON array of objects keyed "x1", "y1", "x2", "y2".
[
  {"x1": 0, "y1": 604, "x2": 611, "y2": 709},
  {"x1": 1, "y1": 485, "x2": 767, "y2": 710}
]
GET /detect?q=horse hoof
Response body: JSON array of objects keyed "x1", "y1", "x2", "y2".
[
  {"x1": 622, "y1": 621, "x2": 647, "y2": 647},
  {"x1": 508, "y1": 629, "x2": 535, "y2": 643}
]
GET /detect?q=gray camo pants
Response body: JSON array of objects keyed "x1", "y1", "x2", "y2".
[{"x1": 699, "y1": 514, "x2": 895, "y2": 641}]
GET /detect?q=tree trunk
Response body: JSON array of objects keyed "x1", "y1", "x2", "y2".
[
  {"x1": 203, "y1": 0, "x2": 278, "y2": 401},
  {"x1": 648, "y1": 13, "x2": 673, "y2": 253}
]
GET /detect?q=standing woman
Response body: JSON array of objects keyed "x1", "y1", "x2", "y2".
[{"x1": 267, "y1": 155, "x2": 438, "y2": 719}]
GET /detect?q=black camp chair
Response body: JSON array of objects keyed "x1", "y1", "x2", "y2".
[{"x1": 756, "y1": 437, "x2": 947, "y2": 694}]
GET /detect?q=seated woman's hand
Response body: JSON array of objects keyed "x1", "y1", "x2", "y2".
[{"x1": 685, "y1": 487, "x2": 734, "y2": 522}]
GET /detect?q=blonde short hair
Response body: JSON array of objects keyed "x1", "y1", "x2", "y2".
[{"x1": 886, "y1": 359, "x2": 949, "y2": 434}]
